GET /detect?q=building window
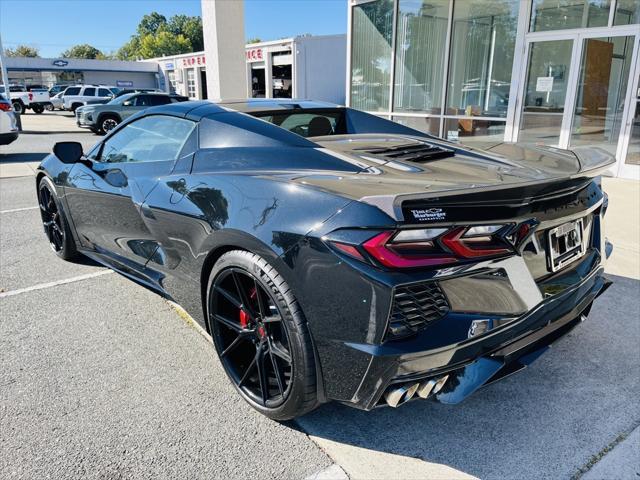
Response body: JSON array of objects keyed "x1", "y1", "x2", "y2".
[
  {"x1": 614, "y1": 0, "x2": 640, "y2": 25},
  {"x1": 529, "y1": 0, "x2": 610, "y2": 32},
  {"x1": 392, "y1": 115, "x2": 440, "y2": 135},
  {"x1": 167, "y1": 70, "x2": 177, "y2": 93},
  {"x1": 443, "y1": 117, "x2": 506, "y2": 145},
  {"x1": 187, "y1": 69, "x2": 196, "y2": 98},
  {"x1": 351, "y1": 0, "x2": 394, "y2": 112},
  {"x1": 393, "y1": 0, "x2": 449, "y2": 114},
  {"x1": 446, "y1": 0, "x2": 518, "y2": 118}
]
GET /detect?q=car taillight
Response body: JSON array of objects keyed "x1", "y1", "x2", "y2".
[
  {"x1": 0, "y1": 102, "x2": 12, "y2": 112},
  {"x1": 330, "y1": 224, "x2": 514, "y2": 269}
]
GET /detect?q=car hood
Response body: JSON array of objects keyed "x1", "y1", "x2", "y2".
[{"x1": 282, "y1": 134, "x2": 614, "y2": 219}]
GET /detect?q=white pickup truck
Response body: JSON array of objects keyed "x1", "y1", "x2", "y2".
[{"x1": 0, "y1": 85, "x2": 50, "y2": 115}]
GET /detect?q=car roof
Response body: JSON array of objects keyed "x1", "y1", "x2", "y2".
[{"x1": 217, "y1": 98, "x2": 340, "y2": 113}]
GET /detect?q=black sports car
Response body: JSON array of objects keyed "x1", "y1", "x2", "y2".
[{"x1": 37, "y1": 99, "x2": 614, "y2": 420}]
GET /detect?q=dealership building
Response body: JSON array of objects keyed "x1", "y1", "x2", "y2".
[
  {"x1": 3, "y1": 56, "x2": 160, "y2": 89},
  {"x1": 149, "y1": 34, "x2": 347, "y2": 104},
  {"x1": 347, "y1": 0, "x2": 639, "y2": 178}
]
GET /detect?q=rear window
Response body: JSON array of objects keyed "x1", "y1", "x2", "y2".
[
  {"x1": 98, "y1": 88, "x2": 112, "y2": 97},
  {"x1": 64, "y1": 87, "x2": 81, "y2": 96},
  {"x1": 252, "y1": 110, "x2": 346, "y2": 138}
]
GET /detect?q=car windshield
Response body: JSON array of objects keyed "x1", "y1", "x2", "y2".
[{"x1": 251, "y1": 109, "x2": 346, "y2": 138}]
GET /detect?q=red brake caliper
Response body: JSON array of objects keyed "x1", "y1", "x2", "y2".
[{"x1": 239, "y1": 287, "x2": 257, "y2": 328}]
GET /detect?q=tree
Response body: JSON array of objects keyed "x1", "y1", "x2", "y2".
[
  {"x1": 4, "y1": 45, "x2": 40, "y2": 57},
  {"x1": 137, "y1": 12, "x2": 167, "y2": 36},
  {"x1": 167, "y1": 15, "x2": 204, "y2": 51},
  {"x1": 116, "y1": 11, "x2": 203, "y2": 60},
  {"x1": 60, "y1": 44, "x2": 105, "y2": 59},
  {"x1": 138, "y1": 31, "x2": 192, "y2": 59},
  {"x1": 247, "y1": 38, "x2": 262, "y2": 44}
]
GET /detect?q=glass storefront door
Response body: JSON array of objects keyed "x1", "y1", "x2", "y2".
[
  {"x1": 518, "y1": 39, "x2": 574, "y2": 145},
  {"x1": 515, "y1": 28, "x2": 639, "y2": 178}
]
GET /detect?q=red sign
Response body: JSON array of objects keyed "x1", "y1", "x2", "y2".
[
  {"x1": 181, "y1": 54, "x2": 206, "y2": 67},
  {"x1": 245, "y1": 48, "x2": 264, "y2": 62}
]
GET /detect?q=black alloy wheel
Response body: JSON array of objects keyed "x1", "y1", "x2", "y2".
[
  {"x1": 210, "y1": 267, "x2": 294, "y2": 408},
  {"x1": 38, "y1": 177, "x2": 77, "y2": 260},
  {"x1": 12, "y1": 101, "x2": 23, "y2": 115},
  {"x1": 99, "y1": 116, "x2": 119, "y2": 135}
]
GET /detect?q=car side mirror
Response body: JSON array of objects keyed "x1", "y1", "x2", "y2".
[{"x1": 53, "y1": 142, "x2": 83, "y2": 164}]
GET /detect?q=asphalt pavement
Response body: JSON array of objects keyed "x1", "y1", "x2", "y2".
[{"x1": 1, "y1": 111, "x2": 639, "y2": 480}]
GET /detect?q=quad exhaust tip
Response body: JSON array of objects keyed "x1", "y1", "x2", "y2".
[{"x1": 385, "y1": 375, "x2": 449, "y2": 407}]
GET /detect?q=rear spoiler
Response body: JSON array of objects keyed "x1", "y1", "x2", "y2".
[{"x1": 360, "y1": 145, "x2": 614, "y2": 222}]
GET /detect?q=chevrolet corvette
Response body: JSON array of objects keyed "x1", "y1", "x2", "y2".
[{"x1": 37, "y1": 100, "x2": 613, "y2": 420}]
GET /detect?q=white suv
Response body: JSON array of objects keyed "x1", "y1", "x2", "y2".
[{"x1": 62, "y1": 85, "x2": 118, "y2": 112}]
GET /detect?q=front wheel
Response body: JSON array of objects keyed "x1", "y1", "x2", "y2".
[
  {"x1": 12, "y1": 101, "x2": 23, "y2": 115},
  {"x1": 206, "y1": 250, "x2": 318, "y2": 420},
  {"x1": 45, "y1": 103, "x2": 54, "y2": 111},
  {"x1": 98, "y1": 115, "x2": 119, "y2": 135},
  {"x1": 38, "y1": 177, "x2": 78, "y2": 261}
]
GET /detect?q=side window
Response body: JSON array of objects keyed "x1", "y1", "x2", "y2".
[
  {"x1": 98, "y1": 88, "x2": 111, "y2": 97},
  {"x1": 99, "y1": 115, "x2": 196, "y2": 164},
  {"x1": 83, "y1": 87, "x2": 96, "y2": 96},
  {"x1": 134, "y1": 95, "x2": 152, "y2": 107},
  {"x1": 65, "y1": 87, "x2": 81, "y2": 96},
  {"x1": 149, "y1": 95, "x2": 171, "y2": 106}
]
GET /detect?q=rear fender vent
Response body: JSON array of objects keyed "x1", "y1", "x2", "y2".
[
  {"x1": 386, "y1": 281, "x2": 450, "y2": 340},
  {"x1": 363, "y1": 143, "x2": 455, "y2": 163}
]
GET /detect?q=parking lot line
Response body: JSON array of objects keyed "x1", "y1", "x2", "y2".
[
  {"x1": 0, "y1": 270, "x2": 113, "y2": 299},
  {"x1": 0, "y1": 206, "x2": 39, "y2": 214}
]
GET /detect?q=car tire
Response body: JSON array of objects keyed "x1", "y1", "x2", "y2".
[
  {"x1": 38, "y1": 176, "x2": 78, "y2": 261},
  {"x1": 206, "y1": 250, "x2": 318, "y2": 420},
  {"x1": 98, "y1": 115, "x2": 120, "y2": 135},
  {"x1": 45, "y1": 103, "x2": 54, "y2": 111},
  {"x1": 71, "y1": 103, "x2": 82, "y2": 113},
  {"x1": 12, "y1": 101, "x2": 23, "y2": 115},
  {"x1": 32, "y1": 104, "x2": 45, "y2": 114}
]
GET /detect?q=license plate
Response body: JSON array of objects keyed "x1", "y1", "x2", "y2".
[{"x1": 547, "y1": 219, "x2": 586, "y2": 272}]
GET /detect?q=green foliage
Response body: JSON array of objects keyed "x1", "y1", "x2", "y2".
[
  {"x1": 116, "y1": 11, "x2": 203, "y2": 60},
  {"x1": 247, "y1": 38, "x2": 262, "y2": 44},
  {"x1": 60, "y1": 44, "x2": 105, "y2": 59},
  {"x1": 4, "y1": 45, "x2": 40, "y2": 57}
]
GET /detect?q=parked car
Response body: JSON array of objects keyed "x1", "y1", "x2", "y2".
[
  {"x1": 49, "y1": 84, "x2": 70, "y2": 96},
  {"x1": 37, "y1": 100, "x2": 614, "y2": 420},
  {"x1": 114, "y1": 88, "x2": 162, "y2": 98},
  {"x1": 62, "y1": 85, "x2": 118, "y2": 112},
  {"x1": 0, "y1": 85, "x2": 50, "y2": 114},
  {"x1": 0, "y1": 93, "x2": 19, "y2": 145},
  {"x1": 46, "y1": 91, "x2": 65, "y2": 111},
  {"x1": 76, "y1": 92, "x2": 188, "y2": 134}
]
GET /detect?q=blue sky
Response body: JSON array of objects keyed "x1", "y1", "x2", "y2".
[{"x1": 0, "y1": 0, "x2": 347, "y2": 57}]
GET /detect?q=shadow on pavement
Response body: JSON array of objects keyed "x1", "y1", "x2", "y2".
[
  {"x1": 0, "y1": 153, "x2": 49, "y2": 163},
  {"x1": 293, "y1": 274, "x2": 640, "y2": 480}
]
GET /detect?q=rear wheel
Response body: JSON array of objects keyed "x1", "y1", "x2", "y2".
[
  {"x1": 32, "y1": 104, "x2": 45, "y2": 114},
  {"x1": 38, "y1": 177, "x2": 78, "y2": 261},
  {"x1": 207, "y1": 250, "x2": 318, "y2": 420}
]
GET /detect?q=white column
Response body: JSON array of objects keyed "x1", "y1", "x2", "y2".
[{"x1": 201, "y1": 0, "x2": 247, "y2": 100}]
